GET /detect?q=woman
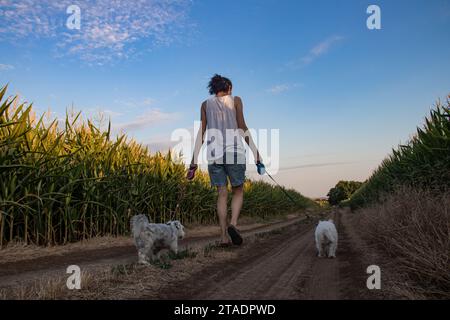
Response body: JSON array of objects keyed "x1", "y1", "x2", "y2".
[{"x1": 188, "y1": 74, "x2": 263, "y2": 246}]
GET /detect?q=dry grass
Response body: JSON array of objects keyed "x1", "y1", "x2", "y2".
[
  {"x1": 0, "y1": 236, "x2": 133, "y2": 264},
  {"x1": 0, "y1": 277, "x2": 67, "y2": 300},
  {"x1": 0, "y1": 245, "x2": 237, "y2": 300},
  {"x1": 0, "y1": 214, "x2": 302, "y2": 264},
  {"x1": 357, "y1": 187, "x2": 450, "y2": 299}
]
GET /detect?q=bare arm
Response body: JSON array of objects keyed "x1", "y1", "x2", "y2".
[
  {"x1": 234, "y1": 96, "x2": 261, "y2": 163},
  {"x1": 190, "y1": 101, "x2": 207, "y2": 166}
]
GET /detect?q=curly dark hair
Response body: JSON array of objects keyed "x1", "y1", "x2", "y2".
[{"x1": 207, "y1": 74, "x2": 232, "y2": 95}]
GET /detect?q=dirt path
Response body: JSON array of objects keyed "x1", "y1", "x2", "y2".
[
  {"x1": 0, "y1": 215, "x2": 305, "y2": 289},
  {"x1": 1, "y1": 210, "x2": 378, "y2": 299},
  {"x1": 156, "y1": 209, "x2": 373, "y2": 300}
]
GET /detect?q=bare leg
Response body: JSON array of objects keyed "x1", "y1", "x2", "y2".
[
  {"x1": 230, "y1": 185, "x2": 243, "y2": 227},
  {"x1": 217, "y1": 186, "x2": 229, "y2": 243}
]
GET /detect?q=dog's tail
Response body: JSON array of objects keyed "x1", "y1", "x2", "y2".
[{"x1": 130, "y1": 214, "x2": 150, "y2": 237}]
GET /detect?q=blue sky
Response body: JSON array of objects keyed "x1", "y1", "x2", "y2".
[{"x1": 1, "y1": 0, "x2": 450, "y2": 197}]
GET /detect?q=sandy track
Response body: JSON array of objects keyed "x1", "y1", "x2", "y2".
[
  {"x1": 156, "y1": 210, "x2": 374, "y2": 300},
  {"x1": 0, "y1": 210, "x2": 377, "y2": 300},
  {"x1": 0, "y1": 215, "x2": 305, "y2": 289}
]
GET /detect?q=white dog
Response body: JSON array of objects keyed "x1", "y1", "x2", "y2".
[
  {"x1": 314, "y1": 219, "x2": 338, "y2": 258},
  {"x1": 130, "y1": 214, "x2": 185, "y2": 264}
]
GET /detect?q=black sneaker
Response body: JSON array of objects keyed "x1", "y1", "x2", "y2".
[{"x1": 227, "y1": 225, "x2": 243, "y2": 246}]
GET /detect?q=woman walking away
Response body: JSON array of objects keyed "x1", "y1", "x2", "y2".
[{"x1": 187, "y1": 74, "x2": 264, "y2": 246}]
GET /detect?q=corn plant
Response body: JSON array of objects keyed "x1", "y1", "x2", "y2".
[
  {"x1": 0, "y1": 85, "x2": 315, "y2": 246},
  {"x1": 349, "y1": 96, "x2": 450, "y2": 209}
]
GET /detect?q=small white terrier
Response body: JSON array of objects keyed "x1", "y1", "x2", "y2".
[
  {"x1": 314, "y1": 219, "x2": 338, "y2": 258},
  {"x1": 130, "y1": 214, "x2": 185, "y2": 264}
]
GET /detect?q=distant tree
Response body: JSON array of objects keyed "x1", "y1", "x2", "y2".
[{"x1": 327, "y1": 181, "x2": 364, "y2": 206}]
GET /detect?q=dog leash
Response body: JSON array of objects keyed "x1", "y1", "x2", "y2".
[
  {"x1": 265, "y1": 171, "x2": 298, "y2": 205},
  {"x1": 258, "y1": 163, "x2": 311, "y2": 219}
]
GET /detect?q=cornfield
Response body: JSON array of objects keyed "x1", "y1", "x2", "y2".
[
  {"x1": 349, "y1": 96, "x2": 450, "y2": 209},
  {"x1": 0, "y1": 85, "x2": 315, "y2": 246}
]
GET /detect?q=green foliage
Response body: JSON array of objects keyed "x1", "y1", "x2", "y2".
[
  {"x1": 0, "y1": 85, "x2": 316, "y2": 246},
  {"x1": 348, "y1": 97, "x2": 450, "y2": 209},
  {"x1": 314, "y1": 198, "x2": 329, "y2": 208},
  {"x1": 327, "y1": 181, "x2": 363, "y2": 206}
]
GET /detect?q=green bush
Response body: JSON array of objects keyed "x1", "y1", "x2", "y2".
[{"x1": 327, "y1": 181, "x2": 363, "y2": 206}]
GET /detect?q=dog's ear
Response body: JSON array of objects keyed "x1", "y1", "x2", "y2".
[{"x1": 166, "y1": 221, "x2": 180, "y2": 229}]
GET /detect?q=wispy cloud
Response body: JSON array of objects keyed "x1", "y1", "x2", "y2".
[
  {"x1": 267, "y1": 83, "x2": 302, "y2": 94},
  {"x1": 0, "y1": 64, "x2": 14, "y2": 71},
  {"x1": 145, "y1": 137, "x2": 178, "y2": 153},
  {"x1": 101, "y1": 109, "x2": 123, "y2": 118},
  {"x1": 87, "y1": 107, "x2": 123, "y2": 118},
  {"x1": 279, "y1": 161, "x2": 354, "y2": 171},
  {"x1": 0, "y1": 0, "x2": 193, "y2": 64},
  {"x1": 114, "y1": 97, "x2": 156, "y2": 108},
  {"x1": 114, "y1": 109, "x2": 179, "y2": 132},
  {"x1": 288, "y1": 35, "x2": 344, "y2": 69}
]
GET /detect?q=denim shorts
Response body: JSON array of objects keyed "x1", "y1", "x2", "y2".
[{"x1": 208, "y1": 154, "x2": 246, "y2": 187}]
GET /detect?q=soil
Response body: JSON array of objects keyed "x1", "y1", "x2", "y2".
[
  {"x1": 0, "y1": 210, "x2": 385, "y2": 299},
  {"x1": 155, "y1": 209, "x2": 379, "y2": 300}
]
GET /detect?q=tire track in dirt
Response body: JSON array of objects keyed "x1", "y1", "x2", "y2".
[
  {"x1": 0, "y1": 216, "x2": 306, "y2": 289},
  {"x1": 156, "y1": 221, "x2": 322, "y2": 300},
  {"x1": 156, "y1": 210, "x2": 372, "y2": 300},
  {"x1": 1, "y1": 210, "x2": 375, "y2": 299}
]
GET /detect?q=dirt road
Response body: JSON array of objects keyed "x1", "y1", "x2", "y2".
[
  {"x1": 0, "y1": 215, "x2": 305, "y2": 289},
  {"x1": 156, "y1": 210, "x2": 374, "y2": 300},
  {"x1": 0, "y1": 210, "x2": 379, "y2": 299}
]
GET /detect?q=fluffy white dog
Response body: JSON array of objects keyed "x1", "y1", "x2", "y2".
[
  {"x1": 130, "y1": 214, "x2": 185, "y2": 264},
  {"x1": 314, "y1": 219, "x2": 338, "y2": 258}
]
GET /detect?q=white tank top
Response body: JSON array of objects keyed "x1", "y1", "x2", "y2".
[{"x1": 205, "y1": 95, "x2": 246, "y2": 162}]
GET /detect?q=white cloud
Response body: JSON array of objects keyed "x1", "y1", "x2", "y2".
[
  {"x1": 145, "y1": 137, "x2": 177, "y2": 153},
  {"x1": 310, "y1": 36, "x2": 344, "y2": 56},
  {"x1": 0, "y1": 64, "x2": 14, "y2": 71},
  {"x1": 87, "y1": 107, "x2": 123, "y2": 118},
  {"x1": 267, "y1": 83, "x2": 302, "y2": 94},
  {"x1": 0, "y1": 0, "x2": 192, "y2": 64},
  {"x1": 288, "y1": 35, "x2": 344, "y2": 69},
  {"x1": 267, "y1": 84, "x2": 290, "y2": 94},
  {"x1": 114, "y1": 98, "x2": 156, "y2": 108},
  {"x1": 114, "y1": 109, "x2": 179, "y2": 132},
  {"x1": 101, "y1": 109, "x2": 123, "y2": 117},
  {"x1": 142, "y1": 98, "x2": 155, "y2": 107}
]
